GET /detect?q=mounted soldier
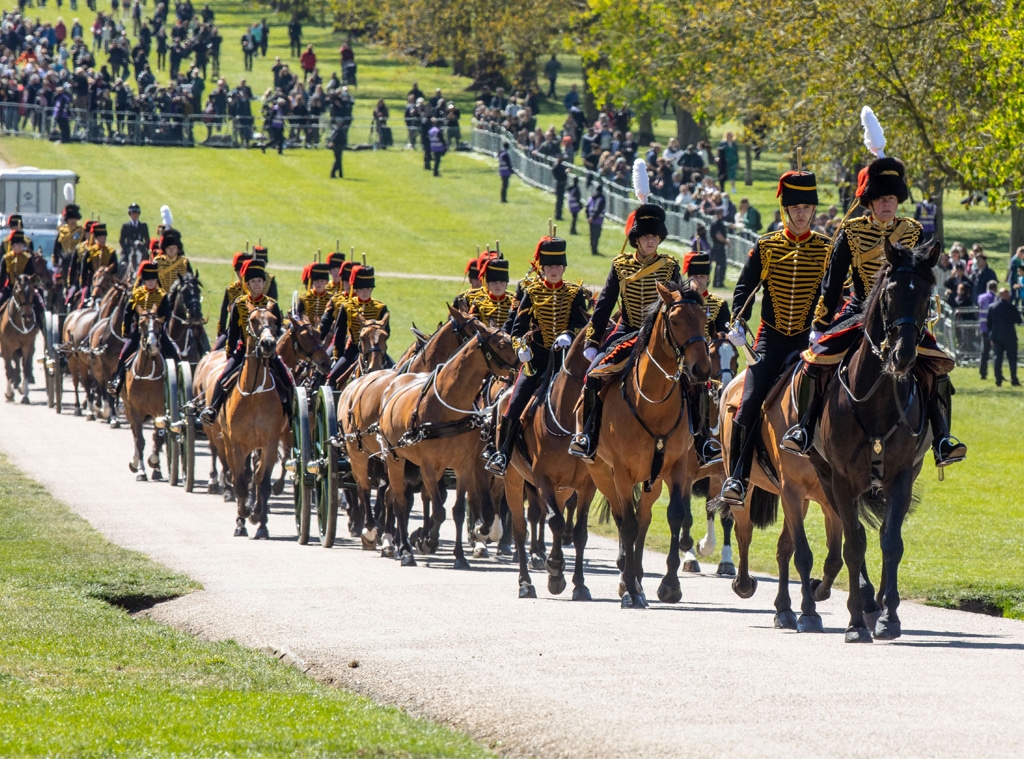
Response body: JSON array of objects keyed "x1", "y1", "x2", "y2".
[
  {"x1": 216, "y1": 251, "x2": 253, "y2": 350},
  {"x1": 320, "y1": 264, "x2": 391, "y2": 387},
  {"x1": 52, "y1": 203, "x2": 84, "y2": 288},
  {"x1": 0, "y1": 230, "x2": 47, "y2": 328},
  {"x1": 782, "y1": 109, "x2": 965, "y2": 468},
  {"x1": 466, "y1": 257, "x2": 513, "y2": 326},
  {"x1": 108, "y1": 261, "x2": 182, "y2": 396},
  {"x1": 251, "y1": 244, "x2": 279, "y2": 300},
  {"x1": 200, "y1": 260, "x2": 295, "y2": 424},
  {"x1": 81, "y1": 223, "x2": 118, "y2": 298},
  {"x1": 325, "y1": 250, "x2": 346, "y2": 299},
  {"x1": 485, "y1": 236, "x2": 589, "y2": 476},
  {"x1": 298, "y1": 262, "x2": 332, "y2": 325},
  {"x1": 719, "y1": 170, "x2": 832, "y2": 507},
  {"x1": 154, "y1": 227, "x2": 193, "y2": 291}
]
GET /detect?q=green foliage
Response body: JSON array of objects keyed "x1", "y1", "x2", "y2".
[{"x1": 0, "y1": 453, "x2": 490, "y2": 757}]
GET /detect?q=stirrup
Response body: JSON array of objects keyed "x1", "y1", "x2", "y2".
[
  {"x1": 780, "y1": 425, "x2": 812, "y2": 455},
  {"x1": 934, "y1": 436, "x2": 967, "y2": 467},
  {"x1": 568, "y1": 433, "x2": 594, "y2": 461},
  {"x1": 695, "y1": 438, "x2": 723, "y2": 466},
  {"x1": 720, "y1": 477, "x2": 747, "y2": 507},
  {"x1": 199, "y1": 406, "x2": 218, "y2": 424},
  {"x1": 484, "y1": 452, "x2": 509, "y2": 477}
]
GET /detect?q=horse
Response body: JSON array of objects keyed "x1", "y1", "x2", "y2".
[
  {"x1": 59, "y1": 268, "x2": 122, "y2": 417},
  {"x1": 718, "y1": 360, "x2": 844, "y2": 632},
  {"x1": 811, "y1": 238, "x2": 942, "y2": 643},
  {"x1": 277, "y1": 312, "x2": 333, "y2": 384},
  {"x1": 586, "y1": 281, "x2": 711, "y2": 608},
  {"x1": 87, "y1": 277, "x2": 132, "y2": 424},
  {"x1": 121, "y1": 310, "x2": 169, "y2": 481},
  {"x1": 377, "y1": 321, "x2": 517, "y2": 567},
  {"x1": 218, "y1": 307, "x2": 287, "y2": 539},
  {"x1": 194, "y1": 348, "x2": 232, "y2": 498},
  {"x1": 0, "y1": 275, "x2": 40, "y2": 404},
  {"x1": 165, "y1": 272, "x2": 210, "y2": 366},
  {"x1": 502, "y1": 328, "x2": 598, "y2": 600}
]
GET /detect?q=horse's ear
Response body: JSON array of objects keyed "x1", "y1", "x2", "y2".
[
  {"x1": 883, "y1": 236, "x2": 900, "y2": 267},
  {"x1": 447, "y1": 303, "x2": 463, "y2": 321},
  {"x1": 925, "y1": 238, "x2": 942, "y2": 268},
  {"x1": 656, "y1": 280, "x2": 673, "y2": 305}
]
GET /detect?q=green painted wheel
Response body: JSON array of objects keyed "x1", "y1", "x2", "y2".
[
  {"x1": 292, "y1": 387, "x2": 312, "y2": 543},
  {"x1": 164, "y1": 359, "x2": 180, "y2": 487},
  {"x1": 178, "y1": 361, "x2": 195, "y2": 493},
  {"x1": 314, "y1": 385, "x2": 339, "y2": 548}
]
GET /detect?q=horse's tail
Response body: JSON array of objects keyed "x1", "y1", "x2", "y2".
[
  {"x1": 856, "y1": 491, "x2": 887, "y2": 529},
  {"x1": 692, "y1": 476, "x2": 709, "y2": 499},
  {"x1": 749, "y1": 486, "x2": 779, "y2": 529},
  {"x1": 594, "y1": 483, "x2": 642, "y2": 525}
]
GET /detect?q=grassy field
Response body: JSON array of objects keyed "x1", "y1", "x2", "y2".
[{"x1": 0, "y1": 452, "x2": 491, "y2": 757}]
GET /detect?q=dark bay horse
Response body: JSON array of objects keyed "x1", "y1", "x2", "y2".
[
  {"x1": 0, "y1": 275, "x2": 40, "y2": 404},
  {"x1": 812, "y1": 238, "x2": 943, "y2": 643},
  {"x1": 194, "y1": 348, "x2": 231, "y2": 497},
  {"x1": 586, "y1": 281, "x2": 711, "y2": 608},
  {"x1": 166, "y1": 272, "x2": 210, "y2": 365}
]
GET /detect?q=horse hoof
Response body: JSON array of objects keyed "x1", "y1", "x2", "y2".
[
  {"x1": 572, "y1": 585, "x2": 592, "y2": 602},
  {"x1": 248, "y1": 511, "x2": 260, "y2": 525},
  {"x1": 873, "y1": 618, "x2": 902, "y2": 640},
  {"x1": 797, "y1": 613, "x2": 824, "y2": 633},
  {"x1": 529, "y1": 554, "x2": 546, "y2": 571},
  {"x1": 4, "y1": 395, "x2": 13, "y2": 404},
  {"x1": 617, "y1": 580, "x2": 626, "y2": 599},
  {"x1": 253, "y1": 526, "x2": 270, "y2": 540},
  {"x1": 845, "y1": 627, "x2": 873, "y2": 644},
  {"x1": 621, "y1": 593, "x2": 646, "y2": 610},
  {"x1": 496, "y1": 543, "x2": 514, "y2": 557},
  {"x1": 135, "y1": 473, "x2": 148, "y2": 482},
  {"x1": 128, "y1": 461, "x2": 138, "y2": 474},
  {"x1": 20, "y1": 396, "x2": 30, "y2": 405},
  {"x1": 400, "y1": 553, "x2": 417, "y2": 567},
  {"x1": 110, "y1": 420, "x2": 120, "y2": 429},
  {"x1": 717, "y1": 561, "x2": 737, "y2": 577},
  {"x1": 74, "y1": 407, "x2": 82, "y2": 416},
  {"x1": 547, "y1": 574, "x2": 567, "y2": 596},
  {"x1": 207, "y1": 482, "x2": 221, "y2": 495},
  {"x1": 453, "y1": 556, "x2": 471, "y2": 570},
  {"x1": 682, "y1": 558, "x2": 701, "y2": 574},
  {"x1": 657, "y1": 579, "x2": 682, "y2": 604},
  {"x1": 271, "y1": 480, "x2": 285, "y2": 496},
  {"x1": 223, "y1": 491, "x2": 235, "y2": 503},
  {"x1": 234, "y1": 526, "x2": 248, "y2": 537},
  {"x1": 519, "y1": 583, "x2": 537, "y2": 599},
  {"x1": 774, "y1": 610, "x2": 798, "y2": 630},
  {"x1": 732, "y1": 576, "x2": 758, "y2": 599},
  {"x1": 150, "y1": 470, "x2": 163, "y2": 482},
  {"x1": 361, "y1": 536, "x2": 377, "y2": 551},
  {"x1": 472, "y1": 545, "x2": 489, "y2": 560},
  {"x1": 87, "y1": 413, "x2": 96, "y2": 421},
  {"x1": 147, "y1": 454, "x2": 160, "y2": 468},
  {"x1": 810, "y1": 578, "x2": 831, "y2": 602},
  {"x1": 863, "y1": 608, "x2": 882, "y2": 631}
]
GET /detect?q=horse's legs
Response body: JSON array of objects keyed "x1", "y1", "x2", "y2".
[
  {"x1": 813, "y1": 502, "x2": 844, "y2": 602},
  {"x1": 562, "y1": 492, "x2": 576, "y2": 547},
  {"x1": 253, "y1": 452, "x2": 274, "y2": 539},
  {"x1": 526, "y1": 482, "x2": 545, "y2": 570},
  {"x1": 874, "y1": 469, "x2": 912, "y2": 640},
  {"x1": 831, "y1": 479, "x2": 872, "y2": 642},
  {"x1": 570, "y1": 483, "x2": 594, "y2": 601},
  {"x1": 632, "y1": 487, "x2": 655, "y2": 607},
  {"x1": 127, "y1": 414, "x2": 147, "y2": 481},
  {"x1": 658, "y1": 481, "x2": 687, "y2": 603},
  {"x1": 452, "y1": 484, "x2": 470, "y2": 569},
  {"x1": 231, "y1": 449, "x2": 251, "y2": 536},
  {"x1": 772, "y1": 496, "x2": 797, "y2": 629},
  {"x1": 718, "y1": 511, "x2": 736, "y2": 575},
  {"x1": 502, "y1": 467, "x2": 534, "y2": 598},
  {"x1": 538, "y1": 478, "x2": 567, "y2": 596},
  {"x1": 730, "y1": 505, "x2": 757, "y2": 599},
  {"x1": 148, "y1": 427, "x2": 163, "y2": 480},
  {"x1": 20, "y1": 349, "x2": 32, "y2": 402},
  {"x1": 3, "y1": 356, "x2": 15, "y2": 402}
]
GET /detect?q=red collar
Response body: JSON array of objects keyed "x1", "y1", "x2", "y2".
[
  {"x1": 487, "y1": 292, "x2": 507, "y2": 301},
  {"x1": 356, "y1": 296, "x2": 372, "y2": 303},
  {"x1": 249, "y1": 294, "x2": 266, "y2": 304},
  {"x1": 782, "y1": 227, "x2": 812, "y2": 243},
  {"x1": 542, "y1": 279, "x2": 564, "y2": 290}
]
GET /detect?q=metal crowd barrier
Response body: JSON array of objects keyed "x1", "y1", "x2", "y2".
[
  {"x1": 470, "y1": 123, "x2": 759, "y2": 271},
  {"x1": 932, "y1": 305, "x2": 1024, "y2": 366}
]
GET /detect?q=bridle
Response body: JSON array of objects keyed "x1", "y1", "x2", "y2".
[
  {"x1": 864, "y1": 263, "x2": 931, "y2": 369},
  {"x1": 246, "y1": 307, "x2": 277, "y2": 358},
  {"x1": 640, "y1": 297, "x2": 707, "y2": 389},
  {"x1": 474, "y1": 328, "x2": 517, "y2": 377}
]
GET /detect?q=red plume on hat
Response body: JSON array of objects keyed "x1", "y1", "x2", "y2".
[{"x1": 301, "y1": 263, "x2": 313, "y2": 284}]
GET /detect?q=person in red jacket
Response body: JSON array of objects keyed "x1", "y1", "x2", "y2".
[{"x1": 299, "y1": 45, "x2": 316, "y2": 81}]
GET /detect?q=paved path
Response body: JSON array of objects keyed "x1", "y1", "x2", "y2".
[{"x1": 2, "y1": 380, "x2": 1023, "y2": 758}]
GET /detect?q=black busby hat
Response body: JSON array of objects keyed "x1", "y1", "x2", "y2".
[
  {"x1": 310, "y1": 262, "x2": 330, "y2": 282},
  {"x1": 7, "y1": 213, "x2": 23, "y2": 229},
  {"x1": 242, "y1": 260, "x2": 267, "y2": 282},
  {"x1": 63, "y1": 204, "x2": 82, "y2": 220},
  {"x1": 232, "y1": 251, "x2": 253, "y2": 272},
  {"x1": 533, "y1": 236, "x2": 567, "y2": 268},
  {"x1": 627, "y1": 203, "x2": 668, "y2": 247},
  {"x1": 482, "y1": 257, "x2": 509, "y2": 283},
  {"x1": 138, "y1": 261, "x2": 159, "y2": 280},
  {"x1": 465, "y1": 257, "x2": 481, "y2": 279},
  {"x1": 92, "y1": 223, "x2": 108, "y2": 237},
  {"x1": 682, "y1": 250, "x2": 710, "y2": 277},
  {"x1": 161, "y1": 228, "x2": 182, "y2": 250},
  {"x1": 856, "y1": 156, "x2": 909, "y2": 205},
  {"x1": 7, "y1": 229, "x2": 27, "y2": 245},
  {"x1": 326, "y1": 251, "x2": 345, "y2": 268},
  {"x1": 350, "y1": 265, "x2": 375, "y2": 289},
  {"x1": 776, "y1": 171, "x2": 819, "y2": 207},
  {"x1": 252, "y1": 244, "x2": 269, "y2": 262}
]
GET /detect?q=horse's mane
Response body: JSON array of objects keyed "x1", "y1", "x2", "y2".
[{"x1": 631, "y1": 280, "x2": 705, "y2": 361}]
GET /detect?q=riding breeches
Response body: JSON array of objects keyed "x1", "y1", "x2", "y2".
[{"x1": 734, "y1": 328, "x2": 809, "y2": 429}]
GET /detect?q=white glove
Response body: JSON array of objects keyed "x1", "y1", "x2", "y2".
[
  {"x1": 809, "y1": 330, "x2": 824, "y2": 346},
  {"x1": 583, "y1": 346, "x2": 598, "y2": 362},
  {"x1": 553, "y1": 332, "x2": 573, "y2": 350},
  {"x1": 517, "y1": 347, "x2": 534, "y2": 364},
  {"x1": 727, "y1": 325, "x2": 746, "y2": 348}
]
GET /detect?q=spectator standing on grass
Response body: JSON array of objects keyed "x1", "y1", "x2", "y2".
[
  {"x1": 562, "y1": 83, "x2": 578, "y2": 112},
  {"x1": 717, "y1": 131, "x2": 739, "y2": 193},
  {"x1": 544, "y1": 54, "x2": 561, "y2": 98},
  {"x1": 567, "y1": 176, "x2": 582, "y2": 235},
  {"x1": 498, "y1": 141, "x2": 513, "y2": 202},
  {"x1": 977, "y1": 280, "x2": 998, "y2": 380},
  {"x1": 735, "y1": 197, "x2": 761, "y2": 233},
  {"x1": 288, "y1": 15, "x2": 301, "y2": 57},
  {"x1": 428, "y1": 117, "x2": 446, "y2": 176},
  {"x1": 250, "y1": 22, "x2": 262, "y2": 58},
  {"x1": 709, "y1": 208, "x2": 729, "y2": 288},
  {"x1": 1007, "y1": 246, "x2": 1024, "y2": 310},
  {"x1": 944, "y1": 261, "x2": 972, "y2": 303},
  {"x1": 259, "y1": 19, "x2": 269, "y2": 57},
  {"x1": 972, "y1": 250, "x2": 998, "y2": 296},
  {"x1": 241, "y1": 28, "x2": 254, "y2": 70},
  {"x1": 552, "y1": 152, "x2": 569, "y2": 221},
  {"x1": 915, "y1": 195, "x2": 937, "y2": 238},
  {"x1": 300, "y1": 44, "x2": 316, "y2": 81},
  {"x1": 586, "y1": 183, "x2": 606, "y2": 256},
  {"x1": 988, "y1": 288, "x2": 1021, "y2": 387}
]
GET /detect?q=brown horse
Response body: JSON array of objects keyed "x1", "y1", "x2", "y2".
[
  {"x1": 88, "y1": 280, "x2": 131, "y2": 424},
  {"x1": 719, "y1": 365, "x2": 844, "y2": 632},
  {"x1": 0, "y1": 275, "x2": 40, "y2": 404},
  {"x1": 377, "y1": 322, "x2": 517, "y2": 567},
  {"x1": 219, "y1": 307, "x2": 287, "y2": 538},
  {"x1": 278, "y1": 312, "x2": 332, "y2": 381},
  {"x1": 503, "y1": 328, "x2": 598, "y2": 600},
  {"x1": 121, "y1": 310, "x2": 169, "y2": 481},
  {"x1": 59, "y1": 269, "x2": 122, "y2": 417},
  {"x1": 194, "y1": 348, "x2": 231, "y2": 497},
  {"x1": 586, "y1": 281, "x2": 711, "y2": 608}
]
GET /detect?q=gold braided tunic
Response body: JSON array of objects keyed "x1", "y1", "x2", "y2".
[
  {"x1": 344, "y1": 298, "x2": 388, "y2": 343},
  {"x1": 704, "y1": 292, "x2": 730, "y2": 339},
  {"x1": 299, "y1": 289, "x2": 333, "y2": 325},
  {"x1": 122, "y1": 285, "x2": 168, "y2": 336},
  {"x1": 813, "y1": 215, "x2": 922, "y2": 330},
  {"x1": 56, "y1": 224, "x2": 83, "y2": 257},
  {"x1": 155, "y1": 254, "x2": 190, "y2": 291},
  {"x1": 3, "y1": 250, "x2": 33, "y2": 280},
  {"x1": 512, "y1": 278, "x2": 588, "y2": 351},
  {"x1": 467, "y1": 289, "x2": 512, "y2": 326},
  {"x1": 586, "y1": 251, "x2": 680, "y2": 345},
  {"x1": 87, "y1": 244, "x2": 117, "y2": 273}
]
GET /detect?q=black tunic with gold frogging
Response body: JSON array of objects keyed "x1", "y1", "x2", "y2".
[{"x1": 512, "y1": 279, "x2": 589, "y2": 351}]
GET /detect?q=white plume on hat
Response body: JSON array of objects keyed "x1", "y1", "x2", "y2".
[
  {"x1": 160, "y1": 205, "x2": 173, "y2": 227},
  {"x1": 63, "y1": 182, "x2": 74, "y2": 202},
  {"x1": 860, "y1": 106, "x2": 886, "y2": 158},
  {"x1": 631, "y1": 158, "x2": 649, "y2": 203}
]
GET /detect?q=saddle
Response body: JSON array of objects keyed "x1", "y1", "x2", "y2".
[{"x1": 586, "y1": 334, "x2": 636, "y2": 381}]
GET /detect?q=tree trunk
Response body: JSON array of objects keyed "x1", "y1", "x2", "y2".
[
  {"x1": 1011, "y1": 199, "x2": 1024, "y2": 256},
  {"x1": 673, "y1": 106, "x2": 705, "y2": 149},
  {"x1": 581, "y1": 65, "x2": 598, "y2": 125},
  {"x1": 744, "y1": 144, "x2": 753, "y2": 186},
  {"x1": 637, "y1": 112, "x2": 655, "y2": 146}
]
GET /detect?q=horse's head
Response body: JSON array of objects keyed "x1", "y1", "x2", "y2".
[
  {"x1": 172, "y1": 272, "x2": 204, "y2": 323},
  {"x1": 357, "y1": 314, "x2": 390, "y2": 373},
  {"x1": 471, "y1": 322, "x2": 518, "y2": 380},
  {"x1": 139, "y1": 309, "x2": 162, "y2": 355},
  {"x1": 90, "y1": 267, "x2": 115, "y2": 300},
  {"x1": 871, "y1": 238, "x2": 940, "y2": 378},
  {"x1": 247, "y1": 307, "x2": 279, "y2": 359},
  {"x1": 709, "y1": 337, "x2": 738, "y2": 390},
  {"x1": 657, "y1": 281, "x2": 711, "y2": 384},
  {"x1": 288, "y1": 313, "x2": 331, "y2": 373},
  {"x1": 12, "y1": 274, "x2": 35, "y2": 307}
]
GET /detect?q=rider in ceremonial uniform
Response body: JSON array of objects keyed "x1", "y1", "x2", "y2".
[
  {"x1": 781, "y1": 155, "x2": 967, "y2": 466},
  {"x1": 154, "y1": 227, "x2": 193, "y2": 291},
  {"x1": 108, "y1": 261, "x2": 181, "y2": 395},
  {"x1": 485, "y1": 236, "x2": 589, "y2": 476},
  {"x1": 299, "y1": 262, "x2": 333, "y2": 324},
  {"x1": 53, "y1": 204, "x2": 84, "y2": 283},
  {"x1": 81, "y1": 223, "x2": 118, "y2": 295},
  {"x1": 321, "y1": 265, "x2": 390, "y2": 387},
  {"x1": 467, "y1": 257, "x2": 513, "y2": 326},
  {"x1": 216, "y1": 251, "x2": 253, "y2": 349},
  {"x1": 720, "y1": 171, "x2": 831, "y2": 507},
  {"x1": 318, "y1": 260, "x2": 355, "y2": 339},
  {"x1": 66, "y1": 220, "x2": 96, "y2": 306},
  {"x1": 200, "y1": 260, "x2": 294, "y2": 424},
  {"x1": 1, "y1": 214, "x2": 25, "y2": 257},
  {"x1": 0, "y1": 230, "x2": 46, "y2": 324},
  {"x1": 252, "y1": 244, "x2": 279, "y2": 300},
  {"x1": 325, "y1": 251, "x2": 346, "y2": 298}
]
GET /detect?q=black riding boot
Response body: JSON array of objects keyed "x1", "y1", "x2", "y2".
[
  {"x1": 481, "y1": 404, "x2": 500, "y2": 462},
  {"x1": 929, "y1": 375, "x2": 967, "y2": 467},
  {"x1": 569, "y1": 386, "x2": 602, "y2": 460},
  {"x1": 781, "y1": 364, "x2": 823, "y2": 455},
  {"x1": 485, "y1": 415, "x2": 521, "y2": 476},
  {"x1": 107, "y1": 357, "x2": 128, "y2": 396},
  {"x1": 199, "y1": 381, "x2": 227, "y2": 424},
  {"x1": 688, "y1": 385, "x2": 722, "y2": 466},
  {"x1": 720, "y1": 421, "x2": 752, "y2": 507}
]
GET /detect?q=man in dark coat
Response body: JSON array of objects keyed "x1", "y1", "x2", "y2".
[
  {"x1": 119, "y1": 203, "x2": 149, "y2": 260},
  {"x1": 988, "y1": 288, "x2": 1021, "y2": 387}
]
